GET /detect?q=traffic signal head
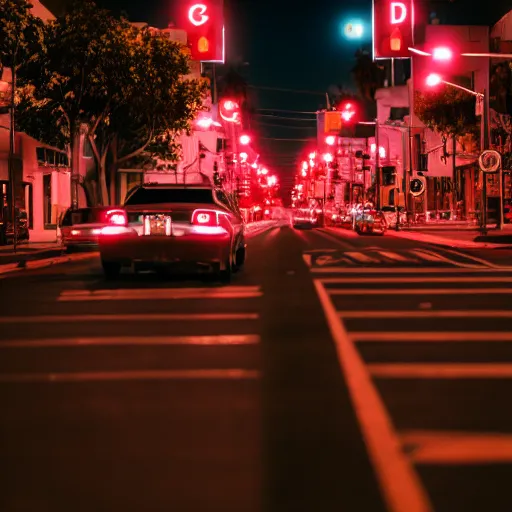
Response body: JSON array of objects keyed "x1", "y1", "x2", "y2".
[
  {"x1": 219, "y1": 98, "x2": 241, "y2": 123},
  {"x1": 339, "y1": 102, "x2": 356, "y2": 123}
]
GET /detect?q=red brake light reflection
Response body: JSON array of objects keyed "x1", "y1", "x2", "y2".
[
  {"x1": 196, "y1": 212, "x2": 211, "y2": 224},
  {"x1": 106, "y1": 209, "x2": 127, "y2": 226}
]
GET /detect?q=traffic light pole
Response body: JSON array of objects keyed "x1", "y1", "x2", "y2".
[{"x1": 375, "y1": 118, "x2": 381, "y2": 210}]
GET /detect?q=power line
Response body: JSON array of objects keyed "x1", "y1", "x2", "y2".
[
  {"x1": 254, "y1": 122, "x2": 317, "y2": 130},
  {"x1": 249, "y1": 85, "x2": 326, "y2": 96},
  {"x1": 254, "y1": 114, "x2": 317, "y2": 122},
  {"x1": 260, "y1": 137, "x2": 313, "y2": 141},
  {"x1": 256, "y1": 108, "x2": 317, "y2": 115}
]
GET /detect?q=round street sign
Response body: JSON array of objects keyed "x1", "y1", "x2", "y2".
[
  {"x1": 479, "y1": 150, "x2": 501, "y2": 173},
  {"x1": 410, "y1": 178, "x2": 425, "y2": 196}
]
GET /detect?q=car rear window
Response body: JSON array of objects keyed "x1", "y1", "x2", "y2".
[
  {"x1": 61, "y1": 208, "x2": 106, "y2": 226},
  {"x1": 125, "y1": 187, "x2": 215, "y2": 205}
]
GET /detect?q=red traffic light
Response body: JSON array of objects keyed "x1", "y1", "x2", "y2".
[
  {"x1": 219, "y1": 98, "x2": 241, "y2": 123},
  {"x1": 339, "y1": 102, "x2": 356, "y2": 123}
]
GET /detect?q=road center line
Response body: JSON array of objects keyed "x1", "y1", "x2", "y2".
[
  {"x1": 313, "y1": 280, "x2": 432, "y2": 512},
  {"x1": 0, "y1": 313, "x2": 260, "y2": 324},
  {"x1": 0, "y1": 369, "x2": 261, "y2": 383},
  {"x1": 0, "y1": 335, "x2": 260, "y2": 348}
]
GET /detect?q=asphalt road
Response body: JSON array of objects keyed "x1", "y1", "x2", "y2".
[{"x1": 1, "y1": 223, "x2": 512, "y2": 512}]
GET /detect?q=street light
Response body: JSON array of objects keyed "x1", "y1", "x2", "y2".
[
  {"x1": 432, "y1": 47, "x2": 453, "y2": 61},
  {"x1": 425, "y1": 73, "x2": 493, "y2": 232},
  {"x1": 325, "y1": 135, "x2": 336, "y2": 146}
]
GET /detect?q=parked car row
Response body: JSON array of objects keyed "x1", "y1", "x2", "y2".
[{"x1": 291, "y1": 202, "x2": 388, "y2": 235}]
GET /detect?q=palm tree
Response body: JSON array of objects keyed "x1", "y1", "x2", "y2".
[{"x1": 351, "y1": 50, "x2": 386, "y2": 101}]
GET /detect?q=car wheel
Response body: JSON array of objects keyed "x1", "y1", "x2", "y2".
[{"x1": 102, "y1": 260, "x2": 122, "y2": 280}]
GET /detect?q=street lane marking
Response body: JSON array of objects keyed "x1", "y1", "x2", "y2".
[
  {"x1": 401, "y1": 431, "x2": 512, "y2": 464},
  {"x1": 405, "y1": 248, "x2": 481, "y2": 269},
  {"x1": 376, "y1": 251, "x2": 416, "y2": 263},
  {"x1": 322, "y1": 276, "x2": 512, "y2": 284},
  {"x1": 352, "y1": 332, "x2": 512, "y2": 342},
  {"x1": 0, "y1": 313, "x2": 259, "y2": 324},
  {"x1": 0, "y1": 335, "x2": 260, "y2": 348},
  {"x1": 340, "y1": 311, "x2": 512, "y2": 319},
  {"x1": 58, "y1": 286, "x2": 263, "y2": 301},
  {"x1": 314, "y1": 279, "x2": 432, "y2": 512},
  {"x1": 302, "y1": 254, "x2": 312, "y2": 267},
  {"x1": 369, "y1": 363, "x2": 512, "y2": 378},
  {"x1": 440, "y1": 247, "x2": 500, "y2": 269},
  {"x1": 328, "y1": 288, "x2": 512, "y2": 295},
  {"x1": 409, "y1": 249, "x2": 445, "y2": 263},
  {"x1": 310, "y1": 267, "x2": 512, "y2": 274},
  {"x1": 0, "y1": 369, "x2": 260, "y2": 383},
  {"x1": 344, "y1": 252, "x2": 381, "y2": 264}
]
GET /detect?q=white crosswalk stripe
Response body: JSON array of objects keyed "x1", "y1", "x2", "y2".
[
  {"x1": 313, "y1": 270, "x2": 512, "y2": 509},
  {"x1": 303, "y1": 248, "x2": 496, "y2": 271},
  {"x1": 0, "y1": 285, "x2": 264, "y2": 383},
  {"x1": 58, "y1": 285, "x2": 263, "y2": 301}
]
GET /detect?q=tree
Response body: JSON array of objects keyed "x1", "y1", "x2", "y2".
[
  {"x1": 415, "y1": 86, "x2": 480, "y2": 154},
  {"x1": 351, "y1": 50, "x2": 386, "y2": 102},
  {"x1": 23, "y1": 0, "x2": 207, "y2": 205},
  {"x1": 95, "y1": 27, "x2": 207, "y2": 203},
  {"x1": 0, "y1": 0, "x2": 44, "y2": 78}
]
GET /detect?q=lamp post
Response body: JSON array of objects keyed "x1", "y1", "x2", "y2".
[{"x1": 425, "y1": 73, "x2": 490, "y2": 233}]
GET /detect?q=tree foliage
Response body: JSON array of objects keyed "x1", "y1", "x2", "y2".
[
  {"x1": 15, "y1": 0, "x2": 208, "y2": 205},
  {"x1": 351, "y1": 50, "x2": 386, "y2": 102},
  {"x1": 415, "y1": 86, "x2": 479, "y2": 144},
  {"x1": 0, "y1": 0, "x2": 44, "y2": 73}
]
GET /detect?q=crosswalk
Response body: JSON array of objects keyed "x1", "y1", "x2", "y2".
[
  {"x1": 314, "y1": 270, "x2": 512, "y2": 511},
  {"x1": 303, "y1": 247, "x2": 507, "y2": 271},
  {"x1": 0, "y1": 283, "x2": 263, "y2": 511},
  {"x1": 0, "y1": 284, "x2": 263, "y2": 382}
]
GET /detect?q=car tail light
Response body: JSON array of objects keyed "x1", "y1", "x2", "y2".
[
  {"x1": 105, "y1": 209, "x2": 127, "y2": 226},
  {"x1": 191, "y1": 209, "x2": 229, "y2": 234},
  {"x1": 191, "y1": 209, "x2": 218, "y2": 226}
]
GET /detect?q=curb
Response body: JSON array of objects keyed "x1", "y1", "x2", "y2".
[
  {"x1": 386, "y1": 230, "x2": 512, "y2": 249},
  {"x1": 0, "y1": 252, "x2": 98, "y2": 276}
]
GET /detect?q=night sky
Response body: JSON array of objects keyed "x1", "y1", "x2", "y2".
[{"x1": 48, "y1": 0, "x2": 511, "y2": 194}]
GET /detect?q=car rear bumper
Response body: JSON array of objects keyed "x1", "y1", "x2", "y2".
[{"x1": 99, "y1": 233, "x2": 231, "y2": 266}]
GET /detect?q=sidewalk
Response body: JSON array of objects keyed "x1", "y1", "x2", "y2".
[
  {"x1": 387, "y1": 224, "x2": 512, "y2": 249},
  {"x1": 0, "y1": 242, "x2": 66, "y2": 265}
]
